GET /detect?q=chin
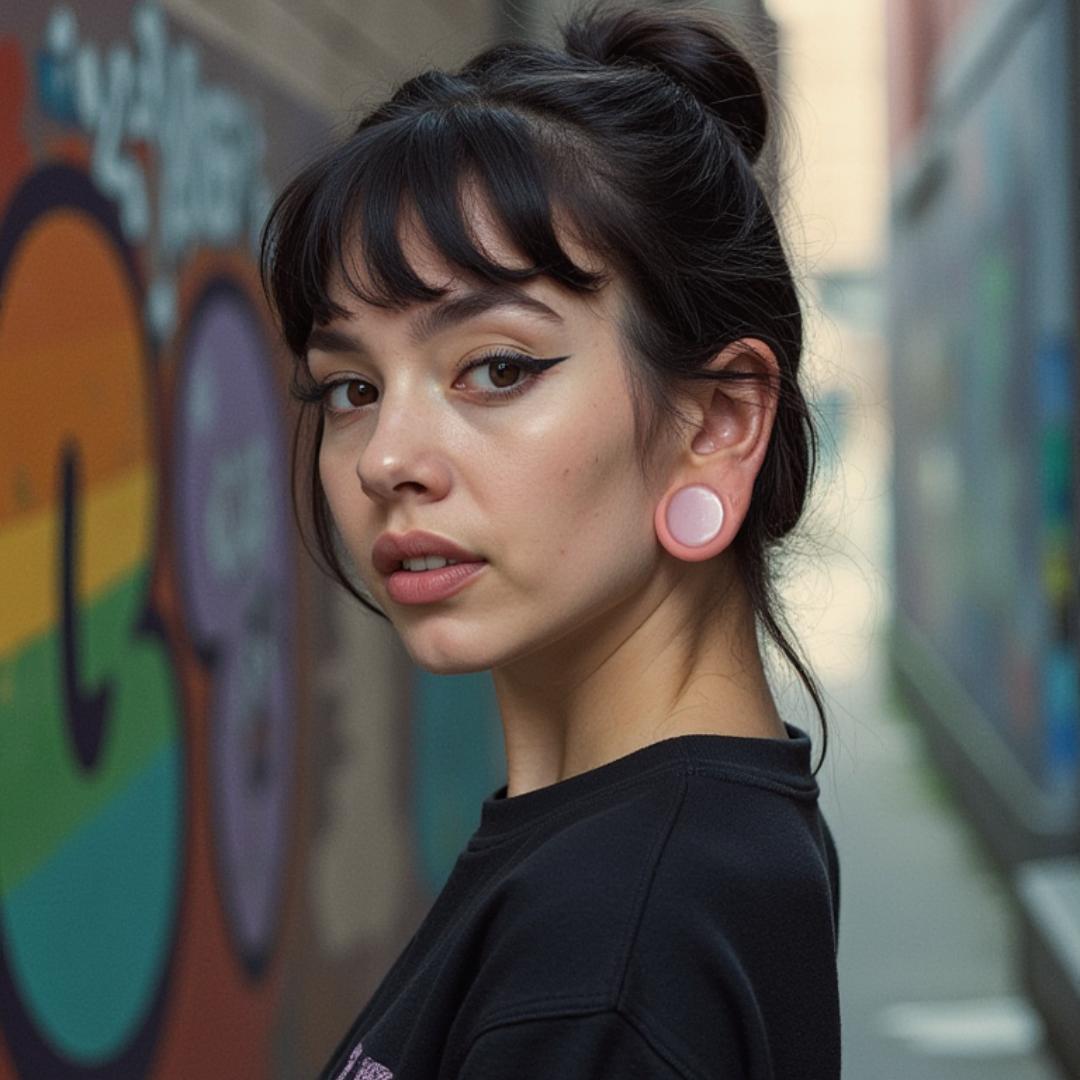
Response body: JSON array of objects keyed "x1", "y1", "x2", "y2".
[
  {"x1": 395, "y1": 624, "x2": 501, "y2": 675},
  {"x1": 409, "y1": 653, "x2": 492, "y2": 676}
]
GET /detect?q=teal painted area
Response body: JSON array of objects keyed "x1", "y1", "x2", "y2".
[
  {"x1": 0, "y1": 569, "x2": 180, "y2": 892},
  {"x1": 1, "y1": 741, "x2": 182, "y2": 1064},
  {"x1": 412, "y1": 669, "x2": 503, "y2": 895}
]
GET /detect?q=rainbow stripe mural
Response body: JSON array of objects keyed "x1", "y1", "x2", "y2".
[{"x1": 0, "y1": 165, "x2": 184, "y2": 1077}]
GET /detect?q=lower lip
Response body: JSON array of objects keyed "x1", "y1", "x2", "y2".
[{"x1": 385, "y1": 561, "x2": 488, "y2": 605}]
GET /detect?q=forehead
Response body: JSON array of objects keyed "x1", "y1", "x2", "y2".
[{"x1": 326, "y1": 186, "x2": 613, "y2": 324}]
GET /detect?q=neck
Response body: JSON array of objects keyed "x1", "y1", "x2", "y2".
[{"x1": 491, "y1": 556, "x2": 787, "y2": 798}]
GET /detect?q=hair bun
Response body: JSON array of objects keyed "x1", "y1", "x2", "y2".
[{"x1": 562, "y1": 2, "x2": 769, "y2": 163}]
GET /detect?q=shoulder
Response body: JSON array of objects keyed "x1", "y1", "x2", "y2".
[
  {"x1": 474, "y1": 762, "x2": 834, "y2": 988},
  {"x1": 621, "y1": 768, "x2": 841, "y2": 1077},
  {"x1": 631, "y1": 762, "x2": 839, "y2": 961},
  {"x1": 453, "y1": 763, "x2": 839, "y2": 1077},
  {"x1": 499, "y1": 766, "x2": 839, "y2": 1076},
  {"x1": 658, "y1": 764, "x2": 836, "y2": 904}
]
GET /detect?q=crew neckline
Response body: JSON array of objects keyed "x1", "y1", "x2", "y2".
[{"x1": 474, "y1": 722, "x2": 816, "y2": 842}]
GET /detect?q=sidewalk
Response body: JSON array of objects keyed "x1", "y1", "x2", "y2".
[
  {"x1": 773, "y1": 356, "x2": 1067, "y2": 1079},
  {"x1": 815, "y1": 649, "x2": 1063, "y2": 1078}
]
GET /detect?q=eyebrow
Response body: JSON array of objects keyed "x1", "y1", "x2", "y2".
[{"x1": 305, "y1": 285, "x2": 564, "y2": 357}]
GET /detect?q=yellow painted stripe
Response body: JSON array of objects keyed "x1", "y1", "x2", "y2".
[{"x1": 0, "y1": 463, "x2": 154, "y2": 657}]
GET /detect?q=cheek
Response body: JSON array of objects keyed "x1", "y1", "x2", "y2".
[{"x1": 487, "y1": 391, "x2": 654, "y2": 576}]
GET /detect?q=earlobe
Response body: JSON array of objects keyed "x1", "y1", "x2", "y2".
[{"x1": 656, "y1": 484, "x2": 727, "y2": 562}]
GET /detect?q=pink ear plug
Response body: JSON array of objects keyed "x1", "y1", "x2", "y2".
[{"x1": 665, "y1": 485, "x2": 725, "y2": 547}]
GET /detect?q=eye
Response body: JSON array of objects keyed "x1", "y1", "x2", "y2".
[
  {"x1": 289, "y1": 376, "x2": 378, "y2": 414},
  {"x1": 325, "y1": 379, "x2": 377, "y2": 412},
  {"x1": 456, "y1": 350, "x2": 570, "y2": 401},
  {"x1": 460, "y1": 353, "x2": 530, "y2": 393}
]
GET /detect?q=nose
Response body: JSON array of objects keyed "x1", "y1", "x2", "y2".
[{"x1": 355, "y1": 384, "x2": 452, "y2": 504}]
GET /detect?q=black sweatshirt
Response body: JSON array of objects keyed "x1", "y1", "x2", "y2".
[{"x1": 318, "y1": 722, "x2": 841, "y2": 1079}]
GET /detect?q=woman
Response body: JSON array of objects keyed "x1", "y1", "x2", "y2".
[{"x1": 262, "y1": 1, "x2": 841, "y2": 1076}]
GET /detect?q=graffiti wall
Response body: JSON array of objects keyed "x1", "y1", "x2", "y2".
[
  {"x1": 0, "y1": 2, "x2": 504, "y2": 1077},
  {"x1": 890, "y1": 0, "x2": 1078, "y2": 829}
]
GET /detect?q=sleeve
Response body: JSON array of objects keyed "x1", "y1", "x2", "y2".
[{"x1": 455, "y1": 1009, "x2": 700, "y2": 1080}]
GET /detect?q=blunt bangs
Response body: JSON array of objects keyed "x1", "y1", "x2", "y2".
[{"x1": 261, "y1": 103, "x2": 610, "y2": 358}]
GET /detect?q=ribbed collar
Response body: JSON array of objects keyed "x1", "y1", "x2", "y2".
[{"x1": 473, "y1": 722, "x2": 817, "y2": 843}]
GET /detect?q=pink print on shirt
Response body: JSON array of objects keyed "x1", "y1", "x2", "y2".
[{"x1": 334, "y1": 1040, "x2": 393, "y2": 1080}]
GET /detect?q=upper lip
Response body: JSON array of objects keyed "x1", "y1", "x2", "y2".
[{"x1": 372, "y1": 530, "x2": 485, "y2": 575}]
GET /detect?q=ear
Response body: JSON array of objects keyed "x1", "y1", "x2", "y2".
[{"x1": 654, "y1": 338, "x2": 780, "y2": 562}]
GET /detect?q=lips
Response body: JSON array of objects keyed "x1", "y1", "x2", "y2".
[{"x1": 372, "y1": 530, "x2": 486, "y2": 576}]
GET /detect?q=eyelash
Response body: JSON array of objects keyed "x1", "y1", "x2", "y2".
[{"x1": 292, "y1": 349, "x2": 567, "y2": 415}]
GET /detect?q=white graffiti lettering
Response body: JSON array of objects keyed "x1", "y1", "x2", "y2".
[{"x1": 39, "y1": 3, "x2": 272, "y2": 341}]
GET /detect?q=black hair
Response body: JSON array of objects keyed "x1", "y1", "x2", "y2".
[{"x1": 260, "y1": 0, "x2": 828, "y2": 771}]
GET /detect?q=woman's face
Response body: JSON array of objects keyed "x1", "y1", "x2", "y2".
[{"x1": 308, "y1": 203, "x2": 674, "y2": 675}]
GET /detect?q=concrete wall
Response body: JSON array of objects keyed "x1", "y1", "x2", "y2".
[{"x1": 163, "y1": 0, "x2": 497, "y2": 117}]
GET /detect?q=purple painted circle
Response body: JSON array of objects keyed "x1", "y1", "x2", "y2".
[{"x1": 172, "y1": 280, "x2": 295, "y2": 974}]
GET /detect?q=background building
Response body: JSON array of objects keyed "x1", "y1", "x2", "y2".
[{"x1": 885, "y1": 0, "x2": 1080, "y2": 1073}]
